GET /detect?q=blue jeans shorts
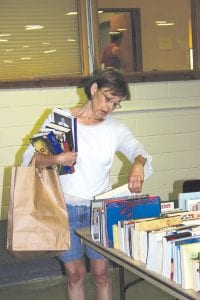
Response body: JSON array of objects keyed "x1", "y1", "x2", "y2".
[{"x1": 58, "y1": 204, "x2": 104, "y2": 262}]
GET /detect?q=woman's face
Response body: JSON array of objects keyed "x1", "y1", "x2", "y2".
[{"x1": 90, "y1": 82, "x2": 122, "y2": 119}]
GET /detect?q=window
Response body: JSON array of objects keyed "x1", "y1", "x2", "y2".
[
  {"x1": 0, "y1": 0, "x2": 89, "y2": 87},
  {"x1": 94, "y1": 0, "x2": 200, "y2": 82}
]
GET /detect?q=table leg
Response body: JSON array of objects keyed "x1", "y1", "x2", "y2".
[{"x1": 119, "y1": 266, "x2": 126, "y2": 300}]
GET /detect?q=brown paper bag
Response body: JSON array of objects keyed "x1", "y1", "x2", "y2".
[{"x1": 7, "y1": 160, "x2": 70, "y2": 257}]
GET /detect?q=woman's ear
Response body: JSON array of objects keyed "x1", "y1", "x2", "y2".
[{"x1": 90, "y1": 82, "x2": 98, "y2": 98}]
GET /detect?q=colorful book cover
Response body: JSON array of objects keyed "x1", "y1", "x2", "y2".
[
  {"x1": 104, "y1": 196, "x2": 161, "y2": 247},
  {"x1": 46, "y1": 131, "x2": 72, "y2": 174}
]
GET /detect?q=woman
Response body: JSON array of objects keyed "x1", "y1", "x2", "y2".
[{"x1": 22, "y1": 67, "x2": 152, "y2": 300}]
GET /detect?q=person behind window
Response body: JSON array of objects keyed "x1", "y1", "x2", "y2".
[
  {"x1": 22, "y1": 67, "x2": 153, "y2": 300},
  {"x1": 101, "y1": 31, "x2": 126, "y2": 71}
]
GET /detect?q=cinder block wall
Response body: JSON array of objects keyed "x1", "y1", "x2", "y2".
[{"x1": 1, "y1": 80, "x2": 200, "y2": 219}]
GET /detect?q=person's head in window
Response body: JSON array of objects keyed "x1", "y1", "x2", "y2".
[{"x1": 101, "y1": 31, "x2": 126, "y2": 71}]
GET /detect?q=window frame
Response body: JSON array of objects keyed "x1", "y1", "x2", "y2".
[{"x1": 0, "y1": 0, "x2": 200, "y2": 89}]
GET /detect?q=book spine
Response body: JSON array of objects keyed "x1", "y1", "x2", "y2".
[
  {"x1": 73, "y1": 117, "x2": 78, "y2": 152},
  {"x1": 47, "y1": 131, "x2": 72, "y2": 174}
]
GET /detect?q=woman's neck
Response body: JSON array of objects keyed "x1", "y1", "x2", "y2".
[{"x1": 70, "y1": 103, "x2": 104, "y2": 125}]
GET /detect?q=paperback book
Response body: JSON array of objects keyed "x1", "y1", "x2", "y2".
[{"x1": 30, "y1": 107, "x2": 78, "y2": 175}]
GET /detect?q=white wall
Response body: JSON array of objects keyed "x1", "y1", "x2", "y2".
[{"x1": 1, "y1": 79, "x2": 200, "y2": 219}]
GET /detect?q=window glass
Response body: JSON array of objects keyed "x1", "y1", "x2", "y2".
[
  {"x1": 98, "y1": 0, "x2": 192, "y2": 73},
  {"x1": 0, "y1": 0, "x2": 82, "y2": 81}
]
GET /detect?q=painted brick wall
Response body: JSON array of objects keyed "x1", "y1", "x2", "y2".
[{"x1": 1, "y1": 80, "x2": 200, "y2": 219}]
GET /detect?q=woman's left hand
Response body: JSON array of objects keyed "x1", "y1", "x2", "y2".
[{"x1": 128, "y1": 156, "x2": 146, "y2": 194}]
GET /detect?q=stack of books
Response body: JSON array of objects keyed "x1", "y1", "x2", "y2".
[
  {"x1": 94, "y1": 186, "x2": 200, "y2": 293},
  {"x1": 30, "y1": 108, "x2": 77, "y2": 175}
]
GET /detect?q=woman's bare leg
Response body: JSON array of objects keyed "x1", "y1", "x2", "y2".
[
  {"x1": 90, "y1": 259, "x2": 113, "y2": 300},
  {"x1": 63, "y1": 258, "x2": 86, "y2": 300}
]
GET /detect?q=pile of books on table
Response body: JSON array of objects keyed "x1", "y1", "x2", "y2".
[
  {"x1": 30, "y1": 108, "x2": 78, "y2": 175},
  {"x1": 91, "y1": 186, "x2": 200, "y2": 293}
]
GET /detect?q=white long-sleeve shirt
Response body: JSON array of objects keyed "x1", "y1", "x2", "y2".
[{"x1": 22, "y1": 110, "x2": 153, "y2": 204}]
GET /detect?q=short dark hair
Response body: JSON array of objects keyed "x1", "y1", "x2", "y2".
[{"x1": 84, "y1": 67, "x2": 130, "y2": 100}]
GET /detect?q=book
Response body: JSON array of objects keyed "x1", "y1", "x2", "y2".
[
  {"x1": 105, "y1": 196, "x2": 161, "y2": 247},
  {"x1": 146, "y1": 229, "x2": 167, "y2": 274},
  {"x1": 185, "y1": 198, "x2": 200, "y2": 211},
  {"x1": 112, "y1": 223, "x2": 119, "y2": 250},
  {"x1": 45, "y1": 131, "x2": 73, "y2": 174},
  {"x1": 161, "y1": 201, "x2": 174, "y2": 212},
  {"x1": 52, "y1": 108, "x2": 78, "y2": 152},
  {"x1": 192, "y1": 256, "x2": 200, "y2": 292},
  {"x1": 30, "y1": 132, "x2": 56, "y2": 156},
  {"x1": 123, "y1": 220, "x2": 135, "y2": 257},
  {"x1": 30, "y1": 131, "x2": 72, "y2": 175},
  {"x1": 165, "y1": 209, "x2": 200, "y2": 223},
  {"x1": 161, "y1": 231, "x2": 193, "y2": 280},
  {"x1": 180, "y1": 240, "x2": 200, "y2": 289},
  {"x1": 46, "y1": 122, "x2": 74, "y2": 152},
  {"x1": 94, "y1": 183, "x2": 145, "y2": 200},
  {"x1": 173, "y1": 235, "x2": 200, "y2": 285},
  {"x1": 178, "y1": 192, "x2": 200, "y2": 210},
  {"x1": 91, "y1": 194, "x2": 161, "y2": 247},
  {"x1": 134, "y1": 215, "x2": 182, "y2": 231},
  {"x1": 30, "y1": 108, "x2": 78, "y2": 175}
]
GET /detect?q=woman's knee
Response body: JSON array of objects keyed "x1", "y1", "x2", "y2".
[
  {"x1": 91, "y1": 260, "x2": 109, "y2": 285},
  {"x1": 64, "y1": 261, "x2": 86, "y2": 284}
]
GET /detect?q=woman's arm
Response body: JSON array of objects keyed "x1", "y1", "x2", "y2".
[{"x1": 34, "y1": 151, "x2": 77, "y2": 169}]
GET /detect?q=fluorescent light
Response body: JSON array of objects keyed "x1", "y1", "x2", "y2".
[
  {"x1": 117, "y1": 28, "x2": 127, "y2": 32},
  {"x1": 67, "y1": 39, "x2": 76, "y2": 42},
  {"x1": 155, "y1": 21, "x2": 167, "y2": 24},
  {"x1": 25, "y1": 25, "x2": 44, "y2": 30},
  {"x1": 42, "y1": 42, "x2": 50, "y2": 45},
  {"x1": 4, "y1": 60, "x2": 13, "y2": 63},
  {"x1": 98, "y1": 10, "x2": 104, "y2": 14},
  {"x1": 44, "y1": 49, "x2": 56, "y2": 54},
  {"x1": 23, "y1": 45, "x2": 30, "y2": 48},
  {"x1": 157, "y1": 23, "x2": 175, "y2": 26},
  {"x1": 66, "y1": 12, "x2": 78, "y2": 16},
  {"x1": 20, "y1": 57, "x2": 32, "y2": 60},
  {"x1": 5, "y1": 49, "x2": 14, "y2": 52},
  {"x1": 0, "y1": 34, "x2": 11, "y2": 37},
  {"x1": 0, "y1": 39, "x2": 8, "y2": 42},
  {"x1": 155, "y1": 20, "x2": 175, "y2": 26},
  {"x1": 109, "y1": 31, "x2": 121, "y2": 35}
]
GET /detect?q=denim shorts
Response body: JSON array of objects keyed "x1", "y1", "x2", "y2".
[{"x1": 58, "y1": 204, "x2": 104, "y2": 262}]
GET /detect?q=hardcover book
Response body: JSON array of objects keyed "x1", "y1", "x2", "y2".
[{"x1": 91, "y1": 194, "x2": 161, "y2": 247}]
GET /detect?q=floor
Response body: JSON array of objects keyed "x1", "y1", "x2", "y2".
[
  {"x1": 0, "y1": 270, "x2": 176, "y2": 300},
  {"x1": 0, "y1": 220, "x2": 175, "y2": 300}
]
